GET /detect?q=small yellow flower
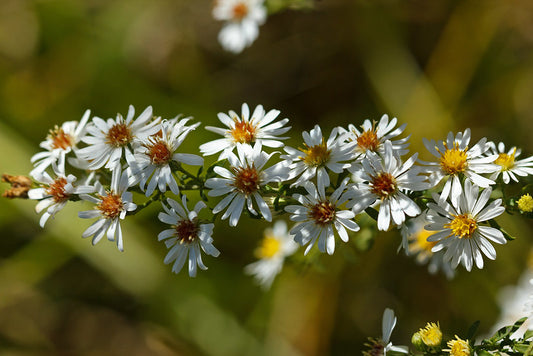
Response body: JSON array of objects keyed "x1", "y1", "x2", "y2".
[
  {"x1": 419, "y1": 322, "x2": 442, "y2": 347},
  {"x1": 518, "y1": 193, "x2": 533, "y2": 213},
  {"x1": 445, "y1": 336, "x2": 470, "y2": 356}
]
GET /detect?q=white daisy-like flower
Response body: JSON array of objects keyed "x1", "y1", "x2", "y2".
[
  {"x1": 244, "y1": 220, "x2": 298, "y2": 289},
  {"x1": 284, "y1": 179, "x2": 359, "y2": 255},
  {"x1": 130, "y1": 119, "x2": 203, "y2": 196},
  {"x1": 341, "y1": 114, "x2": 409, "y2": 165},
  {"x1": 348, "y1": 141, "x2": 428, "y2": 231},
  {"x1": 199, "y1": 103, "x2": 290, "y2": 159},
  {"x1": 401, "y1": 214, "x2": 455, "y2": 279},
  {"x1": 157, "y1": 196, "x2": 220, "y2": 277},
  {"x1": 78, "y1": 166, "x2": 137, "y2": 251},
  {"x1": 422, "y1": 128, "x2": 499, "y2": 207},
  {"x1": 76, "y1": 105, "x2": 160, "y2": 170},
  {"x1": 487, "y1": 141, "x2": 533, "y2": 184},
  {"x1": 425, "y1": 180, "x2": 506, "y2": 271},
  {"x1": 30, "y1": 109, "x2": 91, "y2": 178},
  {"x1": 365, "y1": 308, "x2": 409, "y2": 356},
  {"x1": 282, "y1": 124, "x2": 355, "y2": 188},
  {"x1": 205, "y1": 144, "x2": 289, "y2": 226},
  {"x1": 212, "y1": 0, "x2": 266, "y2": 53},
  {"x1": 28, "y1": 167, "x2": 94, "y2": 227}
]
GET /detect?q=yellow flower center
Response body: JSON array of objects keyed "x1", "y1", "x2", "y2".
[
  {"x1": 46, "y1": 177, "x2": 70, "y2": 203},
  {"x1": 415, "y1": 228, "x2": 438, "y2": 253},
  {"x1": 447, "y1": 336, "x2": 470, "y2": 356},
  {"x1": 232, "y1": 165, "x2": 260, "y2": 195},
  {"x1": 174, "y1": 219, "x2": 199, "y2": 244},
  {"x1": 300, "y1": 140, "x2": 331, "y2": 167},
  {"x1": 370, "y1": 172, "x2": 398, "y2": 199},
  {"x1": 97, "y1": 192, "x2": 124, "y2": 219},
  {"x1": 106, "y1": 123, "x2": 133, "y2": 148},
  {"x1": 438, "y1": 142, "x2": 468, "y2": 175},
  {"x1": 356, "y1": 129, "x2": 380, "y2": 152},
  {"x1": 445, "y1": 213, "x2": 477, "y2": 239},
  {"x1": 309, "y1": 201, "x2": 336, "y2": 226},
  {"x1": 518, "y1": 193, "x2": 533, "y2": 213},
  {"x1": 255, "y1": 235, "x2": 282, "y2": 259},
  {"x1": 48, "y1": 126, "x2": 74, "y2": 150},
  {"x1": 494, "y1": 148, "x2": 516, "y2": 171},
  {"x1": 231, "y1": 119, "x2": 256, "y2": 144},
  {"x1": 419, "y1": 322, "x2": 442, "y2": 347}
]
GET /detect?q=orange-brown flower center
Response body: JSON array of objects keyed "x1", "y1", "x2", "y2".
[
  {"x1": 370, "y1": 172, "x2": 398, "y2": 199},
  {"x1": 356, "y1": 129, "x2": 380, "y2": 152},
  {"x1": 106, "y1": 123, "x2": 133, "y2": 148},
  {"x1": 232, "y1": 2, "x2": 249, "y2": 20},
  {"x1": 301, "y1": 140, "x2": 331, "y2": 167},
  {"x1": 146, "y1": 139, "x2": 172, "y2": 165},
  {"x1": 175, "y1": 219, "x2": 199, "y2": 244},
  {"x1": 232, "y1": 165, "x2": 260, "y2": 195},
  {"x1": 97, "y1": 192, "x2": 123, "y2": 219},
  {"x1": 231, "y1": 119, "x2": 256, "y2": 144},
  {"x1": 46, "y1": 177, "x2": 70, "y2": 203},
  {"x1": 49, "y1": 126, "x2": 74, "y2": 150},
  {"x1": 309, "y1": 201, "x2": 336, "y2": 226}
]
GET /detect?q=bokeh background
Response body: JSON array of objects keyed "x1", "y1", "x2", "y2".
[{"x1": 2, "y1": 0, "x2": 533, "y2": 354}]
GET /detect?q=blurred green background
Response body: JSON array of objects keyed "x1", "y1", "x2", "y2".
[{"x1": 2, "y1": 0, "x2": 533, "y2": 354}]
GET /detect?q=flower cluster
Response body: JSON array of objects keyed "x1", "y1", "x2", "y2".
[{"x1": 5, "y1": 102, "x2": 533, "y2": 283}]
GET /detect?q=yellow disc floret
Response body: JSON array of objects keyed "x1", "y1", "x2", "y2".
[
  {"x1": 445, "y1": 213, "x2": 477, "y2": 239},
  {"x1": 419, "y1": 322, "x2": 442, "y2": 347},
  {"x1": 446, "y1": 336, "x2": 470, "y2": 356},
  {"x1": 438, "y1": 142, "x2": 468, "y2": 175},
  {"x1": 255, "y1": 234, "x2": 281, "y2": 259},
  {"x1": 494, "y1": 148, "x2": 516, "y2": 171},
  {"x1": 300, "y1": 140, "x2": 331, "y2": 168},
  {"x1": 518, "y1": 193, "x2": 533, "y2": 213}
]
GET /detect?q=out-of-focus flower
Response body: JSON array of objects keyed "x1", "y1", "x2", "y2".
[
  {"x1": 213, "y1": 0, "x2": 267, "y2": 53},
  {"x1": 487, "y1": 142, "x2": 533, "y2": 184},
  {"x1": 285, "y1": 179, "x2": 359, "y2": 255},
  {"x1": 244, "y1": 220, "x2": 298, "y2": 289},
  {"x1": 348, "y1": 141, "x2": 427, "y2": 231},
  {"x1": 130, "y1": 119, "x2": 203, "y2": 196},
  {"x1": 76, "y1": 105, "x2": 160, "y2": 170},
  {"x1": 426, "y1": 180, "x2": 506, "y2": 271},
  {"x1": 200, "y1": 103, "x2": 290, "y2": 158},
  {"x1": 206, "y1": 144, "x2": 289, "y2": 226},
  {"x1": 282, "y1": 124, "x2": 354, "y2": 188},
  {"x1": 158, "y1": 196, "x2": 219, "y2": 277},
  {"x1": 29, "y1": 167, "x2": 94, "y2": 227},
  {"x1": 78, "y1": 167, "x2": 136, "y2": 251},
  {"x1": 422, "y1": 129, "x2": 498, "y2": 207},
  {"x1": 2, "y1": 174, "x2": 32, "y2": 199},
  {"x1": 30, "y1": 109, "x2": 91, "y2": 178}
]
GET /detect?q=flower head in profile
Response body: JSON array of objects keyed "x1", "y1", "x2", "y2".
[
  {"x1": 285, "y1": 179, "x2": 359, "y2": 255},
  {"x1": 130, "y1": 118, "x2": 203, "y2": 196},
  {"x1": 213, "y1": 0, "x2": 267, "y2": 53},
  {"x1": 78, "y1": 167, "x2": 136, "y2": 251},
  {"x1": 342, "y1": 114, "x2": 409, "y2": 164},
  {"x1": 205, "y1": 144, "x2": 289, "y2": 226},
  {"x1": 30, "y1": 109, "x2": 91, "y2": 178},
  {"x1": 158, "y1": 196, "x2": 219, "y2": 277},
  {"x1": 487, "y1": 141, "x2": 533, "y2": 184},
  {"x1": 364, "y1": 308, "x2": 408, "y2": 356},
  {"x1": 244, "y1": 220, "x2": 298, "y2": 289},
  {"x1": 425, "y1": 180, "x2": 506, "y2": 271},
  {"x1": 445, "y1": 336, "x2": 471, "y2": 356},
  {"x1": 200, "y1": 103, "x2": 290, "y2": 158},
  {"x1": 348, "y1": 141, "x2": 428, "y2": 231},
  {"x1": 282, "y1": 124, "x2": 354, "y2": 188},
  {"x1": 422, "y1": 129, "x2": 498, "y2": 207},
  {"x1": 28, "y1": 166, "x2": 94, "y2": 227},
  {"x1": 76, "y1": 105, "x2": 160, "y2": 170}
]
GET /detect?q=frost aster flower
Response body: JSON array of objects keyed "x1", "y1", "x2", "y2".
[
  {"x1": 487, "y1": 141, "x2": 533, "y2": 184},
  {"x1": 158, "y1": 196, "x2": 219, "y2": 277}
]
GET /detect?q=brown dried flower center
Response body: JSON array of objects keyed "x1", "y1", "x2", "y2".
[
  {"x1": 49, "y1": 127, "x2": 74, "y2": 150},
  {"x1": 357, "y1": 129, "x2": 380, "y2": 152},
  {"x1": 370, "y1": 172, "x2": 397, "y2": 199},
  {"x1": 309, "y1": 201, "x2": 336, "y2": 226},
  {"x1": 175, "y1": 219, "x2": 199, "y2": 244},
  {"x1": 97, "y1": 192, "x2": 123, "y2": 219},
  {"x1": 147, "y1": 140, "x2": 172, "y2": 165},
  {"x1": 106, "y1": 123, "x2": 133, "y2": 148},
  {"x1": 232, "y1": 165, "x2": 260, "y2": 195},
  {"x1": 46, "y1": 177, "x2": 70, "y2": 203}
]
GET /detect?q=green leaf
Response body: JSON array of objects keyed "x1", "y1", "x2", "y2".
[
  {"x1": 524, "y1": 329, "x2": 533, "y2": 341},
  {"x1": 488, "y1": 219, "x2": 515, "y2": 241},
  {"x1": 365, "y1": 207, "x2": 379, "y2": 221},
  {"x1": 466, "y1": 320, "x2": 480, "y2": 340}
]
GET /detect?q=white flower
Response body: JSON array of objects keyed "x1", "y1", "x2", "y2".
[
  {"x1": 487, "y1": 141, "x2": 533, "y2": 184},
  {"x1": 341, "y1": 114, "x2": 409, "y2": 164},
  {"x1": 30, "y1": 109, "x2": 91, "y2": 178},
  {"x1": 422, "y1": 128, "x2": 498, "y2": 207},
  {"x1": 213, "y1": 0, "x2": 266, "y2": 53},
  {"x1": 78, "y1": 166, "x2": 137, "y2": 251},
  {"x1": 157, "y1": 196, "x2": 220, "y2": 277},
  {"x1": 199, "y1": 103, "x2": 290, "y2": 159},
  {"x1": 285, "y1": 179, "x2": 359, "y2": 255},
  {"x1": 130, "y1": 118, "x2": 203, "y2": 196},
  {"x1": 76, "y1": 105, "x2": 160, "y2": 170},
  {"x1": 244, "y1": 220, "x2": 298, "y2": 289},
  {"x1": 28, "y1": 167, "x2": 94, "y2": 227},
  {"x1": 282, "y1": 125, "x2": 355, "y2": 188},
  {"x1": 205, "y1": 144, "x2": 289, "y2": 226},
  {"x1": 365, "y1": 308, "x2": 408, "y2": 355},
  {"x1": 348, "y1": 141, "x2": 428, "y2": 231},
  {"x1": 425, "y1": 180, "x2": 506, "y2": 271}
]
